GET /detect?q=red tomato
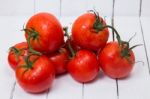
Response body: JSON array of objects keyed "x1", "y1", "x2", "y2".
[
  {"x1": 72, "y1": 12, "x2": 109, "y2": 52},
  {"x1": 98, "y1": 42, "x2": 135, "y2": 79},
  {"x1": 8, "y1": 42, "x2": 28, "y2": 70},
  {"x1": 48, "y1": 48, "x2": 69, "y2": 75},
  {"x1": 25, "y1": 13, "x2": 64, "y2": 53},
  {"x1": 16, "y1": 55, "x2": 55, "y2": 93},
  {"x1": 67, "y1": 50, "x2": 99, "y2": 83}
]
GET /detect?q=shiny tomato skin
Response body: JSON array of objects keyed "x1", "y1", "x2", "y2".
[
  {"x1": 25, "y1": 13, "x2": 64, "y2": 53},
  {"x1": 48, "y1": 48, "x2": 69, "y2": 75},
  {"x1": 67, "y1": 50, "x2": 99, "y2": 83},
  {"x1": 16, "y1": 55, "x2": 55, "y2": 93},
  {"x1": 98, "y1": 42, "x2": 135, "y2": 79},
  {"x1": 72, "y1": 13, "x2": 109, "y2": 51},
  {"x1": 8, "y1": 42, "x2": 28, "y2": 70}
]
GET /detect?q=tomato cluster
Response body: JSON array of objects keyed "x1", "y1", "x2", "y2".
[{"x1": 8, "y1": 11, "x2": 137, "y2": 93}]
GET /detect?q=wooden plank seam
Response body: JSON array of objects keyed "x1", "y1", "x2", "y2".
[
  {"x1": 9, "y1": 82, "x2": 16, "y2": 99},
  {"x1": 139, "y1": 0, "x2": 142, "y2": 17},
  {"x1": 139, "y1": 0, "x2": 150, "y2": 74},
  {"x1": 112, "y1": 0, "x2": 120, "y2": 99},
  {"x1": 82, "y1": 83, "x2": 84, "y2": 99},
  {"x1": 139, "y1": 18, "x2": 150, "y2": 75}
]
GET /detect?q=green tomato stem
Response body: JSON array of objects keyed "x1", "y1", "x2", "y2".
[
  {"x1": 63, "y1": 27, "x2": 76, "y2": 57},
  {"x1": 102, "y1": 25, "x2": 122, "y2": 47},
  {"x1": 24, "y1": 28, "x2": 41, "y2": 56}
]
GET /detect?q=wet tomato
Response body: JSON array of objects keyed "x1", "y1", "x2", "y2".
[
  {"x1": 16, "y1": 55, "x2": 55, "y2": 93},
  {"x1": 8, "y1": 42, "x2": 28, "y2": 70},
  {"x1": 72, "y1": 12, "x2": 109, "y2": 52},
  {"x1": 25, "y1": 13, "x2": 64, "y2": 54},
  {"x1": 98, "y1": 41, "x2": 135, "y2": 79},
  {"x1": 67, "y1": 50, "x2": 99, "y2": 83}
]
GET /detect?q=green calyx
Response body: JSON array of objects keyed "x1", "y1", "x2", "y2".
[
  {"x1": 89, "y1": 10, "x2": 118, "y2": 41},
  {"x1": 9, "y1": 47, "x2": 24, "y2": 61},
  {"x1": 120, "y1": 41, "x2": 131, "y2": 58},
  {"x1": 19, "y1": 54, "x2": 40, "y2": 76},
  {"x1": 89, "y1": 10, "x2": 104, "y2": 32},
  {"x1": 24, "y1": 53, "x2": 39, "y2": 69},
  {"x1": 23, "y1": 28, "x2": 39, "y2": 40},
  {"x1": 22, "y1": 53, "x2": 39, "y2": 70},
  {"x1": 9, "y1": 47, "x2": 20, "y2": 55},
  {"x1": 22, "y1": 27, "x2": 41, "y2": 56},
  {"x1": 120, "y1": 41, "x2": 142, "y2": 59}
]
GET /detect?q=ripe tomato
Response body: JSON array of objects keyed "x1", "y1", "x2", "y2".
[
  {"x1": 8, "y1": 42, "x2": 28, "y2": 70},
  {"x1": 16, "y1": 55, "x2": 55, "y2": 93},
  {"x1": 98, "y1": 42, "x2": 135, "y2": 79},
  {"x1": 48, "y1": 48, "x2": 69, "y2": 75},
  {"x1": 72, "y1": 12, "x2": 109, "y2": 52},
  {"x1": 25, "y1": 13, "x2": 64, "y2": 53},
  {"x1": 67, "y1": 50, "x2": 99, "y2": 83}
]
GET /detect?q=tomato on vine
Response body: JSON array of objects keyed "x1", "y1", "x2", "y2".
[
  {"x1": 72, "y1": 10, "x2": 109, "y2": 52},
  {"x1": 24, "y1": 13, "x2": 64, "y2": 54},
  {"x1": 98, "y1": 27, "x2": 140, "y2": 79},
  {"x1": 98, "y1": 41, "x2": 136, "y2": 78},
  {"x1": 67, "y1": 50, "x2": 100, "y2": 83},
  {"x1": 8, "y1": 42, "x2": 28, "y2": 70},
  {"x1": 16, "y1": 54, "x2": 55, "y2": 93}
]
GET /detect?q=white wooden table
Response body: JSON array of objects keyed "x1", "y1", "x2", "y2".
[{"x1": 0, "y1": 0, "x2": 150, "y2": 99}]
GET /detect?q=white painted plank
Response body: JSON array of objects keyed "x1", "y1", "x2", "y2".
[
  {"x1": 60, "y1": 16, "x2": 76, "y2": 32},
  {"x1": 114, "y1": 17, "x2": 150, "y2": 99},
  {"x1": 141, "y1": 17, "x2": 150, "y2": 68},
  {"x1": 35, "y1": 0, "x2": 60, "y2": 16},
  {"x1": 0, "y1": 56, "x2": 15, "y2": 99},
  {"x1": 0, "y1": 0, "x2": 34, "y2": 16},
  {"x1": 84, "y1": 17, "x2": 117, "y2": 99},
  {"x1": 114, "y1": 0, "x2": 140, "y2": 16},
  {"x1": 84, "y1": 75, "x2": 117, "y2": 99},
  {"x1": 141, "y1": 0, "x2": 150, "y2": 16},
  {"x1": 87, "y1": 0, "x2": 113, "y2": 17},
  {"x1": 141, "y1": 17, "x2": 150, "y2": 98},
  {"x1": 0, "y1": 16, "x2": 27, "y2": 99},
  {"x1": 61, "y1": 0, "x2": 87, "y2": 17},
  {"x1": 13, "y1": 83, "x2": 47, "y2": 99},
  {"x1": 47, "y1": 17, "x2": 82, "y2": 99},
  {"x1": 48, "y1": 74, "x2": 82, "y2": 99}
]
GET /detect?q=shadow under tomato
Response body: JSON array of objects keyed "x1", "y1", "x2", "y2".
[
  {"x1": 83, "y1": 71, "x2": 105, "y2": 84},
  {"x1": 116, "y1": 74, "x2": 133, "y2": 80},
  {"x1": 55, "y1": 72, "x2": 68, "y2": 79},
  {"x1": 25, "y1": 88, "x2": 49, "y2": 95}
]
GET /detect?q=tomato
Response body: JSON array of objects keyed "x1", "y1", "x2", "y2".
[
  {"x1": 72, "y1": 12, "x2": 109, "y2": 52},
  {"x1": 8, "y1": 42, "x2": 28, "y2": 70},
  {"x1": 98, "y1": 41, "x2": 135, "y2": 79},
  {"x1": 16, "y1": 55, "x2": 55, "y2": 93},
  {"x1": 25, "y1": 13, "x2": 64, "y2": 53},
  {"x1": 67, "y1": 50, "x2": 99, "y2": 83},
  {"x1": 48, "y1": 48, "x2": 69, "y2": 75}
]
